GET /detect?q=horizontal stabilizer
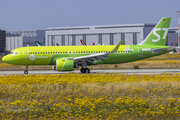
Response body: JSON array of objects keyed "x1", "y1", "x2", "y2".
[{"x1": 152, "y1": 47, "x2": 174, "y2": 53}]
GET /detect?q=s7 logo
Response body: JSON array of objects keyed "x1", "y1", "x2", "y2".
[{"x1": 152, "y1": 28, "x2": 168, "y2": 42}]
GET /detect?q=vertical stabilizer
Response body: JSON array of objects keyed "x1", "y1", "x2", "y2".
[
  {"x1": 139, "y1": 17, "x2": 171, "y2": 46},
  {"x1": 35, "y1": 41, "x2": 42, "y2": 46}
]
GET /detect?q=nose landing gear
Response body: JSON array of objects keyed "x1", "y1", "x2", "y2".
[{"x1": 24, "y1": 65, "x2": 28, "y2": 74}]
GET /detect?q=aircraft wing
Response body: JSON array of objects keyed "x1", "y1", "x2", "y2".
[{"x1": 69, "y1": 40, "x2": 122, "y2": 64}]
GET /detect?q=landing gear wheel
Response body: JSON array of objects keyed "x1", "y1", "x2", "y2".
[
  {"x1": 85, "y1": 68, "x2": 90, "y2": 73},
  {"x1": 24, "y1": 70, "x2": 28, "y2": 74},
  {"x1": 80, "y1": 68, "x2": 90, "y2": 73},
  {"x1": 81, "y1": 68, "x2": 86, "y2": 73},
  {"x1": 24, "y1": 65, "x2": 28, "y2": 74}
]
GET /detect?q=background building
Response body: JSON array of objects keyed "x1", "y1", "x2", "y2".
[
  {"x1": 6, "y1": 30, "x2": 45, "y2": 51},
  {"x1": 5, "y1": 24, "x2": 178, "y2": 51},
  {"x1": 0, "y1": 30, "x2": 6, "y2": 53},
  {"x1": 46, "y1": 24, "x2": 178, "y2": 47},
  {"x1": 167, "y1": 28, "x2": 178, "y2": 46},
  {"x1": 46, "y1": 24, "x2": 156, "y2": 46}
]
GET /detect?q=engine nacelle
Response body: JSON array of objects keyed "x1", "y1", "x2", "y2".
[{"x1": 54, "y1": 59, "x2": 74, "y2": 71}]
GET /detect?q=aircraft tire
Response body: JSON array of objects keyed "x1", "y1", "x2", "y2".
[
  {"x1": 24, "y1": 70, "x2": 28, "y2": 74},
  {"x1": 86, "y1": 68, "x2": 90, "y2": 73},
  {"x1": 81, "y1": 68, "x2": 86, "y2": 73}
]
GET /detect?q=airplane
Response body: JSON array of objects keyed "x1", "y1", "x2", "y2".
[
  {"x1": 36, "y1": 41, "x2": 59, "y2": 46},
  {"x1": 80, "y1": 40, "x2": 95, "y2": 45},
  {"x1": 2, "y1": 17, "x2": 174, "y2": 74},
  {"x1": 35, "y1": 41, "x2": 42, "y2": 46}
]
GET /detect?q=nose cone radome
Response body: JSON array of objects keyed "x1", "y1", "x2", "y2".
[
  {"x1": 2, "y1": 56, "x2": 7, "y2": 63},
  {"x1": 2, "y1": 55, "x2": 11, "y2": 64}
]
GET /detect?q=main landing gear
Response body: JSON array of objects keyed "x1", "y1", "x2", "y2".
[
  {"x1": 80, "y1": 62, "x2": 90, "y2": 73},
  {"x1": 80, "y1": 68, "x2": 90, "y2": 73},
  {"x1": 24, "y1": 65, "x2": 28, "y2": 74}
]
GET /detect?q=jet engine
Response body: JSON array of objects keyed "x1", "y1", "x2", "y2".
[{"x1": 54, "y1": 59, "x2": 74, "y2": 71}]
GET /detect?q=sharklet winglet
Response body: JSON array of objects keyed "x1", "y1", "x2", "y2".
[{"x1": 111, "y1": 40, "x2": 122, "y2": 53}]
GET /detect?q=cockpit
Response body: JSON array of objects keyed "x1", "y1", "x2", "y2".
[{"x1": 9, "y1": 51, "x2": 17, "y2": 55}]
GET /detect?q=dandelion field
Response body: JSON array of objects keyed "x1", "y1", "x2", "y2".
[{"x1": 0, "y1": 73, "x2": 180, "y2": 119}]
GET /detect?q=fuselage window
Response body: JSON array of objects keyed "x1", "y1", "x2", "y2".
[{"x1": 35, "y1": 52, "x2": 37, "y2": 54}]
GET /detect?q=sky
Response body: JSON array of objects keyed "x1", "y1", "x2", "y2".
[{"x1": 0, "y1": 0, "x2": 180, "y2": 31}]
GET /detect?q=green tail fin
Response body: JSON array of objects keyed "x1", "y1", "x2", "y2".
[
  {"x1": 139, "y1": 17, "x2": 171, "y2": 46},
  {"x1": 35, "y1": 41, "x2": 42, "y2": 46}
]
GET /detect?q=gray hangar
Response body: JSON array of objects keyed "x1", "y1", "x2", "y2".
[{"x1": 46, "y1": 24, "x2": 178, "y2": 47}]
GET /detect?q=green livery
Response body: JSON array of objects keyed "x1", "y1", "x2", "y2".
[{"x1": 2, "y1": 17, "x2": 174, "y2": 74}]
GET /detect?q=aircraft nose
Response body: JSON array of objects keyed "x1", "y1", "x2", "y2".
[
  {"x1": 2, "y1": 56, "x2": 6, "y2": 63},
  {"x1": 2, "y1": 56, "x2": 9, "y2": 63}
]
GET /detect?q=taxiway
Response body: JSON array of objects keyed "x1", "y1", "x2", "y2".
[{"x1": 0, "y1": 69, "x2": 180, "y2": 75}]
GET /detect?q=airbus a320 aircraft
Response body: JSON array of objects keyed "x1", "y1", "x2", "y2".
[{"x1": 2, "y1": 17, "x2": 174, "y2": 74}]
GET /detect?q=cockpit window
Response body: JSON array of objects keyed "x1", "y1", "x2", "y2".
[{"x1": 9, "y1": 51, "x2": 17, "y2": 55}]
